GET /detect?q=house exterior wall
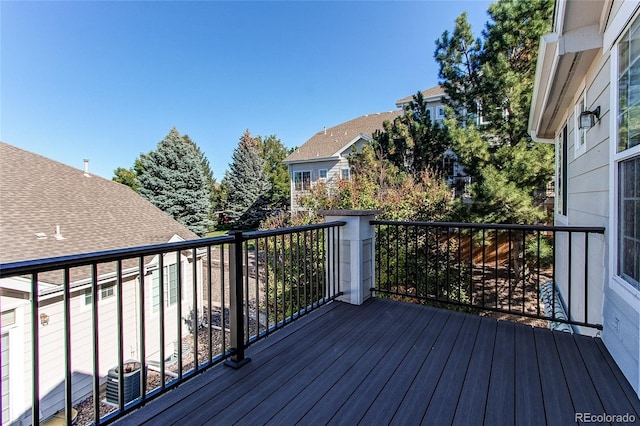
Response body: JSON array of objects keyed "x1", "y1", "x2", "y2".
[
  {"x1": 288, "y1": 156, "x2": 352, "y2": 213},
  {"x1": 548, "y1": 1, "x2": 640, "y2": 396},
  {"x1": 1, "y1": 253, "x2": 203, "y2": 425}
]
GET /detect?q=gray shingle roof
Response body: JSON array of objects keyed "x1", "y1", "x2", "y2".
[
  {"x1": 0, "y1": 142, "x2": 200, "y2": 264},
  {"x1": 284, "y1": 111, "x2": 401, "y2": 163},
  {"x1": 395, "y1": 85, "x2": 446, "y2": 107}
]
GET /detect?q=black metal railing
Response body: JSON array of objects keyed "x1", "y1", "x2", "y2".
[
  {"x1": 0, "y1": 221, "x2": 344, "y2": 425},
  {"x1": 371, "y1": 220, "x2": 605, "y2": 330}
]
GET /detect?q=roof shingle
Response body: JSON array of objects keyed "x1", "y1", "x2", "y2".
[
  {"x1": 395, "y1": 85, "x2": 446, "y2": 107},
  {"x1": 0, "y1": 142, "x2": 199, "y2": 264},
  {"x1": 284, "y1": 111, "x2": 401, "y2": 163}
]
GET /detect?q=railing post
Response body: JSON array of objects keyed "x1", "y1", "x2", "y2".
[
  {"x1": 320, "y1": 210, "x2": 378, "y2": 305},
  {"x1": 225, "y1": 230, "x2": 251, "y2": 368}
]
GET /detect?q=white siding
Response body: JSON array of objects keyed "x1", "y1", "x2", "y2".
[
  {"x1": 4, "y1": 254, "x2": 204, "y2": 424},
  {"x1": 288, "y1": 158, "x2": 350, "y2": 212},
  {"x1": 552, "y1": 1, "x2": 640, "y2": 396}
]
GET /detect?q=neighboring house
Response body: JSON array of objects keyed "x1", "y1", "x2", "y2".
[
  {"x1": 0, "y1": 142, "x2": 204, "y2": 424},
  {"x1": 284, "y1": 85, "x2": 470, "y2": 212},
  {"x1": 283, "y1": 111, "x2": 401, "y2": 212},
  {"x1": 529, "y1": 0, "x2": 640, "y2": 397},
  {"x1": 394, "y1": 84, "x2": 448, "y2": 121}
]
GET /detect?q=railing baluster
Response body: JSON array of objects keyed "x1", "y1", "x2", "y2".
[
  {"x1": 522, "y1": 229, "x2": 526, "y2": 314},
  {"x1": 159, "y1": 254, "x2": 165, "y2": 389},
  {"x1": 568, "y1": 232, "x2": 573, "y2": 321},
  {"x1": 495, "y1": 229, "x2": 499, "y2": 309},
  {"x1": 192, "y1": 247, "x2": 198, "y2": 372},
  {"x1": 507, "y1": 229, "x2": 517, "y2": 312},
  {"x1": 255, "y1": 237, "x2": 260, "y2": 336},
  {"x1": 220, "y1": 243, "x2": 226, "y2": 355},
  {"x1": 207, "y1": 245, "x2": 213, "y2": 364},
  {"x1": 63, "y1": 267, "x2": 72, "y2": 426},
  {"x1": 281, "y1": 233, "x2": 286, "y2": 320},
  {"x1": 116, "y1": 259, "x2": 124, "y2": 410},
  {"x1": 91, "y1": 263, "x2": 100, "y2": 425},
  {"x1": 138, "y1": 256, "x2": 147, "y2": 402},
  {"x1": 585, "y1": 233, "x2": 589, "y2": 325},
  {"x1": 536, "y1": 231, "x2": 541, "y2": 318},
  {"x1": 289, "y1": 232, "x2": 294, "y2": 317},
  {"x1": 31, "y1": 273, "x2": 40, "y2": 426},
  {"x1": 244, "y1": 240, "x2": 249, "y2": 341},
  {"x1": 552, "y1": 230, "x2": 556, "y2": 321},
  {"x1": 457, "y1": 227, "x2": 462, "y2": 302},
  {"x1": 176, "y1": 250, "x2": 183, "y2": 380},
  {"x1": 337, "y1": 226, "x2": 341, "y2": 296},
  {"x1": 482, "y1": 228, "x2": 486, "y2": 308}
]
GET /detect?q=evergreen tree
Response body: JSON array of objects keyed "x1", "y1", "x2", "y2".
[
  {"x1": 372, "y1": 91, "x2": 450, "y2": 177},
  {"x1": 225, "y1": 130, "x2": 272, "y2": 229},
  {"x1": 435, "y1": 0, "x2": 554, "y2": 224},
  {"x1": 434, "y1": 12, "x2": 483, "y2": 120},
  {"x1": 183, "y1": 134, "x2": 219, "y2": 223},
  {"x1": 138, "y1": 127, "x2": 212, "y2": 236},
  {"x1": 260, "y1": 135, "x2": 291, "y2": 209}
]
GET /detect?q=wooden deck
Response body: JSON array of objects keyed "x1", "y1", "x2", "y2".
[{"x1": 120, "y1": 298, "x2": 640, "y2": 425}]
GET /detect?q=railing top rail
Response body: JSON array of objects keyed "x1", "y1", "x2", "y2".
[
  {"x1": 242, "y1": 220, "x2": 346, "y2": 239},
  {"x1": 0, "y1": 235, "x2": 235, "y2": 278},
  {"x1": 370, "y1": 220, "x2": 606, "y2": 234}
]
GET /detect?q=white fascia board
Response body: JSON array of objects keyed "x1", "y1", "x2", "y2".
[
  {"x1": 529, "y1": 32, "x2": 560, "y2": 140},
  {"x1": 283, "y1": 156, "x2": 339, "y2": 165},
  {"x1": 332, "y1": 134, "x2": 373, "y2": 158}
]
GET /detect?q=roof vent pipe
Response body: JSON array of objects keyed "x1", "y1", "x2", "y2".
[
  {"x1": 324, "y1": 127, "x2": 327, "y2": 135},
  {"x1": 54, "y1": 225, "x2": 65, "y2": 240},
  {"x1": 83, "y1": 159, "x2": 90, "y2": 177}
]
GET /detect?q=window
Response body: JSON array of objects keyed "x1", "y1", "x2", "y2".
[
  {"x1": 618, "y1": 157, "x2": 639, "y2": 288},
  {"x1": 293, "y1": 171, "x2": 311, "y2": 191},
  {"x1": 575, "y1": 94, "x2": 587, "y2": 157},
  {"x1": 437, "y1": 108, "x2": 445, "y2": 120},
  {"x1": 341, "y1": 168, "x2": 350, "y2": 180},
  {"x1": 318, "y1": 169, "x2": 328, "y2": 180},
  {"x1": 101, "y1": 284, "x2": 115, "y2": 299},
  {"x1": 84, "y1": 282, "x2": 116, "y2": 305},
  {"x1": 558, "y1": 125, "x2": 568, "y2": 216},
  {"x1": 153, "y1": 263, "x2": 179, "y2": 312},
  {"x1": 615, "y1": 15, "x2": 640, "y2": 290},
  {"x1": 2, "y1": 333, "x2": 9, "y2": 424}
]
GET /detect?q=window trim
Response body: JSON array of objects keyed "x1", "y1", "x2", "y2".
[
  {"x1": 574, "y1": 92, "x2": 587, "y2": 158},
  {"x1": 318, "y1": 169, "x2": 328, "y2": 181},
  {"x1": 557, "y1": 124, "x2": 569, "y2": 219},
  {"x1": 293, "y1": 170, "x2": 311, "y2": 191},
  {"x1": 152, "y1": 263, "x2": 180, "y2": 313},
  {"x1": 609, "y1": 12, "x2": 640, "y2": 298},
  {"x1": 341, "y1": 168, "x2": 351, "y2": 180}
]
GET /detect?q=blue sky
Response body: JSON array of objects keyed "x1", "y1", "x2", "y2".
[{"x1": 1, "y1": 1, "x2": 491, "y2": 180}]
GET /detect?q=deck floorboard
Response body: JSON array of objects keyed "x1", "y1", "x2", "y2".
[{"x1": 119, "y1": 298, "x2": 640, "y2": 426}]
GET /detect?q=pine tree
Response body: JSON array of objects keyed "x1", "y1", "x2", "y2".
[
  {"x1": 434, "y1": 12, "x2": 483, "y2": 120},
  {"x1": 137, "y1": 127, "x2": 212, "y2": 236},
  {"x1": 435, "y1": 0, "x2": 554, "y2": 224},
  {"x1": 372, "y1": 91, "x2": 450, "y2": 177},
  {"x1": 225, "y1": 130, "x2": 272, "y2": 229}
]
